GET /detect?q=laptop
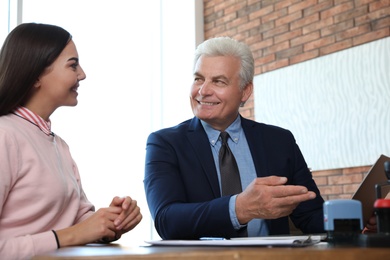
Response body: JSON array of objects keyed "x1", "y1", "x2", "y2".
[{"x1": 352, "y1": 154, "x2": 390, "y2": 226}]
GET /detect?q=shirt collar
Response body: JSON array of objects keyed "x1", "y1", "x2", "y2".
[
  {"x1": 13, "y1": 106, "x2": 53, "y2": 136},
  {"x1": 201, "y1": 115, "x2": 241, "y2": 146}
]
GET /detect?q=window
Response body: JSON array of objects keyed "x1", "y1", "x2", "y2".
[{"x1": 2, "y1": 0, "x2": 203, "y2": 243}]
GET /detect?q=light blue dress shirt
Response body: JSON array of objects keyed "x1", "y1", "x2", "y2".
[{"x1": 201, "y1": 116, "x2": 269, "y2": 237}]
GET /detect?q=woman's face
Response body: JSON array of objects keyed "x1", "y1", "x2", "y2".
[{"x1": 28, "y1": 40, "x2": 86, "y2": 119}]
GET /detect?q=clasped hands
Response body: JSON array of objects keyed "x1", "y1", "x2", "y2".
[
  {"x1": 235, "y1": 176, "x2": 316, "y2": 224},
  {"x1": 56, "y1": 196, "x2": 142, "y2": 247},
  {"x1": 98, "y1": 196, "x2": 143, "y2": 243}
]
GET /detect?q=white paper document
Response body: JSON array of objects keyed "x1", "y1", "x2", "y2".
[{"x1": 145, "y1": 235, "x2": 323, "y2": 247}]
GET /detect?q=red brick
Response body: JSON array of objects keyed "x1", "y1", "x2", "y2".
[
  {"x1": 236, "y1": 19, "x2": 261, "y2": 32},
  {"x1": 275, "y1": 0, "x2": 302, "y2": 10},
  {"x1": 252, "y1": 49, "x2": 263, "y2": 60},
  {"x1": 342, "y1": 165, "x2": 372, "y2": 174},
  {"x1": 319, "y1": 185, "x2": 344, "y2": 196},
  {"x1": 335, "y1": 24, "x2": 371, "y2": 41},
  {"x1": 304, "y1": 35, "x2": 335, "y2": 51},
  {"x1": 257, "y1": 20, "x2": 275, "y2": 33},
  {"x1": 248, "y1": 0, "x2": 261, "y2": 5},
  {"x1": 256, "y1": 53, "x2": 276, "y2": 65},
  {"x1": 290, "y1": 31, "x2": 321, "y2": 47},
  {"x1": 328, "y1": 174, "x2": 364, "y2": 185},
  {"x1": 229, "y1": 2, "x2": 251, "y2": 15},
  {"x1": 288, "y1": 0, "x2": 318, "y2": 14},
  {"x1": 217, "y1": 12, "x2": 238, "y2": 26},
  {"x1": 313, "y1": 176, "x2": 328, "y2": 186},
  {"x1": 290, "y1": 49, "x2": 319, "y2": 64},
  {"x1": 226, "y1": 17, "x2": 247, "y2": 29},
  {"x1": 335, "y1": 0, "x2": 352, "y2": 4},
  {"x1": 234, "y1": 31, "x2": 251, "y2": 42},
  {"x1": 303, "y1": 17, "x2": 334, "y2": 34},
  {"x1": 372, "y1": 16, "x2": 390, "y2": 30},
  {"x1": 335, "y1": 194, "x2": 353, "y2": 200},
  {"x1": 334, "y1": 6, "x2": 368, "y2": 23},
  {"x1": 254, "y1": 66, "x2": 262, "y2": 75},
  {"x1": 204, "y1": 22, "x2": 216, "y2": 32},
  {"x1": 262, "y1": 8, "x2": 288, "y2": 23},
  {"x1": 355, "y1": 6, "x2": 390, "y2": 25},
  {"x1": 370, "y1": 0, "x2": 390, "y2": 12},
  {"x1": 275, "y1": 11, "x2": 303, "y2": 27},
  {"x1": 276, "y1": 45, "x2": 303, "y2": 59},
  {"x1": 249, "y1": 5, "x2": 274, "y2": 20},
  {"x1": 321, "y1": 20, "x2": 354, "y2": 36},
  {"x1": 252, "y1": 38, "x2": 274, "y2": 51},
  {"x1": 203, "y1": 0, "x2": 218, "y2": 10},
  {"x1": 274, "y1": 29, "x2": 302, "y2": 44},
  {"x1": 262, "y1": 58, "x2": 289, "y2": 73},
  {"x1": 262, "y1": 0, "x2": 278, "y2": 7},
  {"x1": 312, "y1": 168, "x2": 343, "y2": 177},
  {"x1": 246, "y1": 34, "x2": 263, "y2": 45},
  {"x1": 216, "y1": 0, "x2": 244, "y2": 13},
  {"x1": 263, "y1": 24, "x2": 289, "y2": 39},
  {"x1": 204, "y1": 6, "x2": 215, "y2": 17},
  {"x1": 353, "y1": 27, "x2": 390, "y2": 45},
  {"x1": 205, "y1": 24, "x2": 227, "y2": 38},
  {"x1": 263, "y1": 41, "x2": 290, "y2": 55},
  {"x1": 291, "y1": 13, "x2": 320, "y2": 30},
  {"x1": 355, "y1": 0, "x2": 377, "y2": 6},
  {"x1": 321, "y1": 2, "x2": 354, "y2": 19},
  {"x1": 304, "y1": 0, "x2": 334, "y2": 16},
  {"x1": 343, "y1": 183, "x2": 363, "y2": 194},
  {"x1": 320, "y1": 39, "x2": 353, "y2": 55}
]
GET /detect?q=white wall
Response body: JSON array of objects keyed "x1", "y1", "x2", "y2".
[{"x1": 254, "y1": 37, "x2": 390, "y2": 171}]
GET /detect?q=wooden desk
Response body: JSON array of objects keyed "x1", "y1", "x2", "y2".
[{"x1": 33, "y1": 243, "x2": 390, "y2": 260}]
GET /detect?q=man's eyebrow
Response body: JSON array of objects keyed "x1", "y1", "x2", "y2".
[{"x1": 212, "y1": 75, "x2": 229, "y2": 81}]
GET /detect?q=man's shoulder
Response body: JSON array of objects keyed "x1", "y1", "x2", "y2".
[
  {"x1": 151, "y1": 118, "x2": 196, "y2": 136},
  {"x1": 241, "y1": 117, "x2": 292, "y2": 136}
]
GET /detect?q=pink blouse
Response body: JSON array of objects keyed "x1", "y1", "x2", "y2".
[{"x1": 0, "y1": 112, "x2": 95, "y2": 259}]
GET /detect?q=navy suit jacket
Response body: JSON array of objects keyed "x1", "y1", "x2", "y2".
[{"x1": 144, "y1": 116, "x2": 325, "y2": 239}]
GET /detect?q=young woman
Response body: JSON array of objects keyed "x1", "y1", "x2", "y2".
[{"x1": 0, "y1": 23, "x2": 142, "y2": 259}]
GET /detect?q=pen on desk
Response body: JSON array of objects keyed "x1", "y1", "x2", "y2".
[{"x1": 199, "y1": 237, "x2": 226, "y2": 240}]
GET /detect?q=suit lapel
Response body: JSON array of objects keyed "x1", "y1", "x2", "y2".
[
  {"x1": 186, "y1": 117, "x2": 221, "y2": 197},
  {"x1": 241, "y1": 116, "x2": 268, "y2": 178}
]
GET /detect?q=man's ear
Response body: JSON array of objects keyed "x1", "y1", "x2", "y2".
[{"x1": 241, "y1": 82, "x2": 253, "y2": 102}]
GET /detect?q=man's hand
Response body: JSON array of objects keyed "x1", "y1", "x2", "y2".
[{"x1": 235, "y1": 176, "x2": 316, "y2": 224}]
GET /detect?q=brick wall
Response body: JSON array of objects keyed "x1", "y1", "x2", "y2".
[
  {"x1": 312, "y1": 165, "x2": 372, "y2": 200},
  {"x1": 203, "y1": 0, "x2": 389, "y2": 199}
]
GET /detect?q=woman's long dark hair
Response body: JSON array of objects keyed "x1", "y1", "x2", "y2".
[{"x1": 0, "y1": 23, "x2": 71, "y2": 116}]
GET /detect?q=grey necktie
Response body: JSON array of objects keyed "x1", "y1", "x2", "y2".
[
  {"x1": 219, "y1": 131, "x2": 248, "y2": 237},
  {"x1": 219, "y1": 132, "x2": 242, "y2": 195}
]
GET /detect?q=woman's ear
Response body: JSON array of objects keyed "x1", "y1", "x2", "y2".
[{"x1": 33, "y1": 78, "x2": 41, "y2": 88}]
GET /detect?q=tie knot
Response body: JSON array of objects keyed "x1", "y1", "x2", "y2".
[{"x1": 220, "y1": 131, "x2": 229, "y2": 144}]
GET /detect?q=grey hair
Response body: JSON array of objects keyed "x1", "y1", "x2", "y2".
[{"x1": 194, "y1": 36, "x2": 254, "y2": 90}]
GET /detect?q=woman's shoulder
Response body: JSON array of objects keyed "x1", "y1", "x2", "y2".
[{"x1": 0, "y1": 114, "x2": 20, "y2": 136}]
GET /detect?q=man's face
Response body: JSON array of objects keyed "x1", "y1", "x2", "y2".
[{"x1": 190, "y1": 55, "x2": 252, "y2": 131}]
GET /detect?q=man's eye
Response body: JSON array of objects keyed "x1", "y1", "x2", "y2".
[{"x1": 214, "y1": 80, "x2": 226, "y2": 85}]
